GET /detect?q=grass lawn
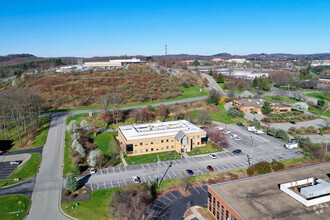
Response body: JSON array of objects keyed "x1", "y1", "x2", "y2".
[
  {"x1": 306, "y1": 93, "x2": 330, "y2": 101},
  {"x1": 0, "y1": 195, "x2": 30, "y2": 220},
  {"x1": 50, "y1": 85, "x2": 208, "y2": 112},
  {"x1": 281, "y1": 157, "x2": 306, "y2": 165},
  {"x1": 0, "y1": 153, "x2": 41, "y2": 187},
  {"x1": 264, "y1": 96, "x2": 298, "y2": 104},
  {"x1": 66, "y1": 113, "x2": 89, "y2": 125},
  {"x1": 63, "y1": 131, "x2": 74, "y2": 175},
  {"x1": 308, "y1": 106, "x2": 330, "y2": 118},
  {"x1": 187, "y1": 142, "x2": 221, "y2": 156},
  {"x1": 217, "y1": 83, "x2": 243, "y2": 94},
  {"x1": 61, "y1": 188, "x2": 121, "y2": 220},
  {"x1": 124, "y1": 151, "x2": 180, "y2": 165},
  {"x1": 32, "y1": 117, "x2": 51, "y2": 148},
  {"x1": 94, "y1": 131, "x2": 118, "y2": 156}
]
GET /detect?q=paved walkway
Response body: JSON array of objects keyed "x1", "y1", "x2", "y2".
[
  {"x1": 120, "y1": 150, "x2": 128, "y2": 166},
  {"x1": 184, "y1": 206, "x2": 212, "y2": 220}
]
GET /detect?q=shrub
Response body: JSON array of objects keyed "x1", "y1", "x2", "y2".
[
  {"x1": 276, "y1": 129, "x2": 288, "y2": 141},
  {"x1": 247, "y1": 166, "x2": 255, "y2": 176},
  {"x1": 64, "y1": 190, "x2": 71, "y2": 197},
  {"x1": 65, "y1": 172, "x2": 78, "y2": 193},
  {"x1": 87, "y1": 148, "x2": 101, "y2": 167},
  {"x1": 250, "y1": 118, "x2": 261, "y2": 129},
  {"x1": 80, "y1": 120, "x2": 89, "y2": 128},
  {"x1": 271, "y1": 161, "x2": 284, "y2": 171},
  {"x1": 74, "y1": 165, "x2": 81, "y2": 175},
  {"x1": 267, "y1": 127, "x2": 277, "y2": 136},
  {"x1": 227, "y1": 107, "x2": 244, "y2": 118},
  {"x1": 253, "y1": 161, "x2": 272, "y2": 174},
  {"x1": 293, "y1": 102, "x2": 309, "y2": 111}
]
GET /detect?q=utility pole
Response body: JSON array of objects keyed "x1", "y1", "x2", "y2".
[{"x1": 165, "y1": 44, "x2": 168, "y2": 69}]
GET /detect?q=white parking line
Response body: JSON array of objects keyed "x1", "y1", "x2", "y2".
[
  {"x1": 146, "y1": 163, "x2": 151, "y2": 169},
  {"x1": 178, "y1": 172, "x2": 183, "y2": 177},
  {"x1": 163, "y1": 195, "x2": 172, "y2": 203},
  {"x1": 158, "y1": 199, "x2": 168, "y2": 206},
  {"x1": 192, "y1": 187, "x2": 200, "y2": 194},
  {"x1": 200, "y1": 186, "x2": 207, "y2": 193},
  {"x1": 170, "y1": 192, "x2": 178, "y2": 199},
  {"x1": 104, "y1": 182, "x2": 106, "y2": 188},
  {"x1": 143, "y1": 176, "x2": 146, "y2": 182},
  {"x1": 124, "y1": 166, "x2": 127, "y2": 172},
  {"x1": 167, "y1": 174, "x2": 172, "y2": 179},
  {"x1": 90, "y1": 185, "x2": 94, "y2": 191},
  {"x1": 124, "y1": 179, "x2": 127, "y2": 186},
  {"x1": 117, "y1": 180, "x2": 120, "y2": 186}
]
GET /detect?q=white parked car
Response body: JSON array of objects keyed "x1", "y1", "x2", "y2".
[
  {"x1": 230, "y1": 134, "x2": 238, "y2": 139},
  {"x1": 255, "y1": 130, "x2": 265, "y2": 135},
  {"x1": 235, "y1": 137, "x2": 242, "y2": 141},
  {"x1": 248, "y1": 126, "x2": 256, "y2": 132},
  {"x1": 10, "y1": 161, "x2": 20, "y2": 165},
  {"x1": 223, "y1": 130, "x2": 231, "y2": 135},
  {"x1": 284, "y1": 142, "x2": 298, "y2": 149},
  {"x1": 208, "y1": 153, "x2": 217, "y2": 159},
  {"x1": 132, "y1": 176, "x2": 141, "y2": 184},
  {"x1": 215, "y1": 127, "x2": 223, "y2": 131},
  {"x1": 90, "y1": 168, "x2": 96, "y2": 174}
]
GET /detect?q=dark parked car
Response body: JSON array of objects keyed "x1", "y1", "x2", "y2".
[
  {"x1": 290, "y1": 121, "x2": 296, "y2": 124},
  {"x1": 0, "y1": 150, "x2": 4, "y2": 155},
  {"x1": 232, "y1": 149, "x2": 242, "y2": 154},
  {"x1": 186, "y1": 169, "x2": 194, "y2": 176},
  {"x1": 207, "y1": 165, "x2": 214, "y2": 172}
]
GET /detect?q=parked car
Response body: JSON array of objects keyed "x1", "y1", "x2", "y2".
[
  {"x1": 235, "y1": 137, "x2": 242, "y2": 141},
  {"x1": 90, "y1": 168, "x2": 96, "y2": 174},
  {"x1": 230, "y1": 134, "x2": 238, "y2": 139},
  {"x1": 254, "y1": 130, "x2": 265, "y2": 135},
  {"x1": 233, "y1": 149, "x2": 242, "y2": 154},
  {"x1": 223, "y1": 130, "x2": 231, "y2": 135},
  {"x1": 10, "y1": 161, "x2": 20, "y2": 165},
  {"x1": 290, "y1": 121, "x2": 296, "y2": 124},
  {"x1": 236, "y1": 122, "x2": 243, "y2": 126},
  {"x1": 132, "y1": 176, "x2": 141, "y2": 184},
  {"x1": 215, "y1": 127, "x2": 223, "y2": 131},
  {"x1": 208, "y1": 153, "x2": 217, "y2": 159},
  {"x1": 248, "y1": 126, "x2": 256, "y2": 132},
  {"x1": 284, "y1": 142, "x2": 298, "y2": 149},
  {"x1": 186, "y1": 169, "x2": 194, "y2": 176},
  {"x1": 207, "y1": 165, "x2": 214, "y2": 172},
  {"x1": 0, "y1": 150, "x2": 4, "y2": 155}
]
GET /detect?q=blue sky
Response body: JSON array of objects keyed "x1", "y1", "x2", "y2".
[{"x1": 0, "y1": 0, "x2": 329, "y2": 57}]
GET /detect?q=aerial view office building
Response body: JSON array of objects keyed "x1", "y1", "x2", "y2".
[
  {"x1": 233, "y1": 98, "x2": 291, "y2": 114},
  {"x1": 117, "y1": 120, "x2": 207, "y2": 156},
  {"x1": 207, "y1": 163, "x2": 330, "y2": 220}
]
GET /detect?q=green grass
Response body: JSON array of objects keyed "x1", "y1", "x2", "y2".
[
  {"x1": 50, "y1": 85, "x2": 208, "y2": 112},
  {"x1": 217, "y1": 82, "x2": 243, "y2": 94},
  {"x1": 61, "y1": 187, "x2": 121, "y2": 220},
  {"x1": 264, "y1": 96, "x2": 298, "y2": 104},
  {"x1": 308, "y1": 105, "x2": 330, "y2": 117},
  {"x1": 281, "y1": 157, "x2": 307, "y2": 165},
  {"x1": 66, "y1": 113, "x2": 89, "y2": 125},
  {"x1": 94, "y1": 131, "x2": 118, "y2": 156},
  {"x1": 124, "y1": 151, "x2": 180, "y2": 165},
  {"x1": 306, "y1": 93, "x2": 330, "y2": 101},
  {"x1": 0, "y1": 153, "x2": 41, "y2": 187},
  {"x1": 63, "y1": 131, "x2": 74, "y2": 175},
  {"x1": 187, "y1": 142, "x2": 221, "y2": 156},
  {"x1": 32, "y1": 117, "x2": 51, "y2": 148},
  {"x1": 191, "y1": 104, "x2": 247, "y2": 124},
  {"x1": 0, "y1": 195, "x2": 30, "y2": 220}
]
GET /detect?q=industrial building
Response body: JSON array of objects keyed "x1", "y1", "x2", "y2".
[
  {"x1": 117, "y1": 120, "x2": 207, "y2": 156},
  {"x1": 83, "y1": 58, "x2": 145, "y2": 68},
  {"x1": 233, "y1": 98, "x2": 291, "y2": 114},
  {"x1": 207, "y1": 163, "x2": 330, "y2": 220},
  {"x1": 311, "y1": 60, "x2": 330, "y2": 67}
]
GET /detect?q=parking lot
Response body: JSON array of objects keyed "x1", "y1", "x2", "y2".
[{"x1": 0, "y1": 162, "x2": 20, "y2": 180}]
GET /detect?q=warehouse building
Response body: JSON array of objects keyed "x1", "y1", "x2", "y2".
[
  {"x1": 117, "y1": 120, "x2": 207, "y2": 156},
  {"x1": 207, "y1": 163, "x2": 330, "y2": 220},
  {"x1": 83, "y1": 58, "x2": 145, "y2": 68}
]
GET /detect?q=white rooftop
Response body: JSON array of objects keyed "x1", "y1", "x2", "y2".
[{"x1": 118, "y1": 120, "x2": 205, "y2": 141}]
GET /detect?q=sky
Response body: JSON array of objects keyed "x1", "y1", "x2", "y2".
[{"x1": 0, "y1": 0, "x2": 329, "y2": 57}]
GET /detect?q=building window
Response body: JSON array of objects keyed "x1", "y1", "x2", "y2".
[
  {"x1": 134, "y1": 144, "x2": 137, "y2": 147},
  {"x1": 161, "y1": 147, "x2": 164, "y2": 150},
  {"x1": 161, "y1": 140, "x2": 164, "y2": 143},
  {"x1": 166, "y1": 139, "x2": 169, "y2": 142},
  {"x1": 213, "y1": 198, "x2": 216, "y2": 215},
  {"x1": 145, "y1": 142, "x2": 148, "y2": 145},
  {"x1": 193, "y1": 142, "x2": 195, "y2": 145},
  {"x1": 151, "y1": 148, "x2": 154, "y2": 151},
  {"x1": 171, "y1": 139, "x2": 174, "y2": 142},
  {"x1": 193, "y1": 136, "x2": 195, "y2": 139},
  {"x1": 140, "y1": 149, "x2": 143, "y2": 153},
  {"x1": 156, "y1": 140, "x2": 159, "y2": 144},
  {"x1": 217, "y1": 201, "x2": 220, "y2": 220},
  {"x1": 231, "y1": 216, "x2": 237, "y2": 220},
  {"x1": 146, "y1": 149, "x2": 149, "y2": 152},
  {"x1": 166, "y1": 146, "x2": 169, "y2": 149},
  {"x1": 172, "y1": 145, "x2": 174, "y2": 149},
  {"x1": 208, "y1": 193, "x2": 212, "y2": 211},
  {"x1": 140, "y1": 143, "x2": 143, "y2": 146},
  {"x1": 156, "y1": 148, "x2": 159, "y2": 151},
  {"x1": 151, "y1": 141, "x2": 153, "y2": 144},
  {"x1": 225, "y1": 210, "x2": 229, "y2": 220},
  {"x1": 221, "y1": 206, "x2": 224, "y2": 220},
  {"x1": 197, "y1": 135, "x2": 200, "y2": 138},
  {"x1": 197, "y1": 142, "x2": 200, "y2": 145},
  {"x1": 135, "y1": 150, "x2": 138, "y2": 153}
]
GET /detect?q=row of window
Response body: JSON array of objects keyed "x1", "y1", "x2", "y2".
[
  {"x1": 208, "y1": 192, "x2": 237, "y2": 220},
  {"x1": 134, "y1": 145, "x2": 175, "y2": 153},
  {"x1": 133, "y1": 135, "x2": 201, "y2": 147}
]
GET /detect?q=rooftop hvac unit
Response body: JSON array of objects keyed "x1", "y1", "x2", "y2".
[{"x1": 248, "y1": 99, "x2": 251, "y2": 102}]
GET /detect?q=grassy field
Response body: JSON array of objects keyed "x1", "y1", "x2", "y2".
[
  {"x1": 124, "y1": 151, "x2": 180, "y2": 165},
  {"x1": 0, "y1": 195, "x2": 30, "y2": 220},
  {"x1": 187, "y1": 142, "x2": 221, "y2": 156},
  {"x1": 281, "y1": 157, "x2": 306, "y2": 165},
  {"x1": 61, "y1": 187, "x2": 121, "y2": 220},
  {"x1": 306, "y1": 92, "x2": 330, "y2": 101},
  {"x1": 63, "y1": 131, "x2": 74, "y2": 175},
  {"x1": 0, "y1": 153, "x2": 41, "y2": 187},
  {"x1": 264, "y1": 96, "x2": 298, "y2": 104},
  {"x1": 308, "y1": 105, "x2": 330, "y2": 117},
  {"x1": 32, "y1": 117, "x2": 51, "y2": 148},
  {"x1": 94, "y1": 131, "x2": 118, "y2": 156},
  {"x1": 66, "y1": 113, "x2": 89, "y2": 125},
  {"x1": 50, "y1": 85, "x2": 208, "y2": 112}
]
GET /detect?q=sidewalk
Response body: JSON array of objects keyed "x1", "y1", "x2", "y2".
[
  {"x1": 184, "y1": 206, "x2": 212, "y2": 220},
  {"x1": 182, "y1": 152, "x2": 191, "y2": 158},
  {"x1": 120, "y1": 150, "x2": 128, "y2": 166}
]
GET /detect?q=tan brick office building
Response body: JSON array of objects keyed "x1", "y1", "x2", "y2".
[
  {"x1": 117, "y1": 120, "x2": 207, "y2": 156},
  {"x1": 233, "y1": 98, "x2": 291, "y2": 114}
]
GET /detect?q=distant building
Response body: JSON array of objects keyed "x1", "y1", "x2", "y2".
[
  {"x1": 212, "y1": 58, "x2": 225, "y2": 62},
  {"x1": 83, "y1": 58, "x2": 145, "y2": 68},
  {"x1": 117, "y1": 120, "x2": 207, "y2": 156},
  {"x1": 227, "y1": 59, "x2": 249, "y2": 64},
  {"x1": 311, "y1": 60, "x2": 330, "y2": 67},
  {"x1": 207, "y1": 163, "x2": 330, "y2": 220},
  {"x1": 233, "y1": 98, "x2": 291, "y2": 114},
  {"x1": 319, "y1": 78, "x2": 330, "y2": 83}
]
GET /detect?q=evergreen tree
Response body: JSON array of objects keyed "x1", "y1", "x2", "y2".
[
  {"x1": 208, "y1": 70, "x2": 213, "y2": 76},
  {"x1": 65, "y1": 172, "x2": 78, "y2": 193},
  {"x1": 267, "y1": 127, "x2": 277, "y2": 136},
  {"x1": 216, "y1": 73, "x2": 224, "y2": 83},
  {"x1": 261, "y1": 101, "x2": 272, "y2": 114}
]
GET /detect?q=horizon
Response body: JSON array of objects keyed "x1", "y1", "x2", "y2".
[{"x1": 1, "y1": 0, "x2": 330, "y2": 57}]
